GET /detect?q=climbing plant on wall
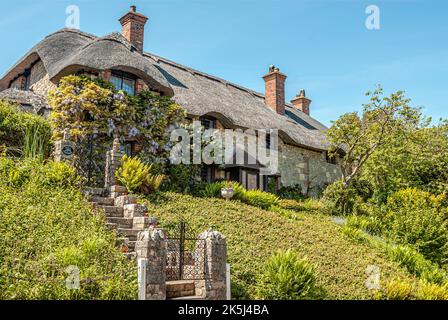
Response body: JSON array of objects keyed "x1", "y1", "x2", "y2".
[{"x1": 48, "y1": 75, "x2": 186, "y2": 163}]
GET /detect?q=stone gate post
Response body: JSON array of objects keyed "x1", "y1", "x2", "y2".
[
  {"x1": 54, "y1": 130, "x2": 76, "y2": 164},
  {"x1": 195, "y1": 230, "x2": 227, "y2": 300},
  {"x1": 135, "y1": 227, "x2": 167, "y2": 300},
  {"x1": 105, "y1": 138, "x2": 123, "y2": 189}
]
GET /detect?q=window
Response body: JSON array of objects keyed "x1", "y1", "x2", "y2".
[
  {"x1": 200, "y1": 117, "x2": 216, "y2": 130},
  {"x1": 265, "y1": 132, "x2": 271, "y2": 150},
  {"x1": 110, "y1": 71, "x2": 136, "y2": 96}
]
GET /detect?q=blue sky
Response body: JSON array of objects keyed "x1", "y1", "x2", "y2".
[{"x1": 0, "y1": 0, "x2": 446, "y2": 126}]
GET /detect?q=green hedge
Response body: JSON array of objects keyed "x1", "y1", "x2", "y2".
[{"x1": 0, "y1": 157, "x2": 137, "y2": 299}]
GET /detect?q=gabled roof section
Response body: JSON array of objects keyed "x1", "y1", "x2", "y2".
[{"x1": 0, "y1": 29, "x2": 173, "y2": 95}]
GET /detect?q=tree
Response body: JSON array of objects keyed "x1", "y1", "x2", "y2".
[
  {"x1": 363, "y1": 119, "x2": 448, "y2": 200},
  {"x1": 327, "y1": 86, "x2": 421, "y2": 188}
]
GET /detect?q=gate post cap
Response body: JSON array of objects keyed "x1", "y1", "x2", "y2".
[
  {"x1": 198, "y1": 230, "x2": 226, "y2": 241},
  {"x1": 137, "y1": 227, "x2": 165, "y2": 242}
]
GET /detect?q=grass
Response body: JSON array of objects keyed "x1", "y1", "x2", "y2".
[
  {"x1": 0, "y1": 158, "x2": 137, "y2": 299},
  {"x1": 142, "y1": 192, "x2": 416, "y2": 299}
]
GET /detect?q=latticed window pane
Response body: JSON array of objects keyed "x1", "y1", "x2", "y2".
[
  {"x1": 122, "y1": 78, "x2": 135, "y2": 95},
  {"x1": 110, "y1": 76, "x2": 122, "y2": 91}
]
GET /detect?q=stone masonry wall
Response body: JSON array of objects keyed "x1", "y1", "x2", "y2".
[{"x1": 279, "y1": 141, "x2": 341, "y2": 195}]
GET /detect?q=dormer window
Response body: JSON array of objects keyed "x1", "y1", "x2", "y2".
[
  {"x1": 110, "y1": 71, "x2": 136, "y2": 96},
  {"x1": 200, "y1": 117, "x2": 216, "y2": 130}
]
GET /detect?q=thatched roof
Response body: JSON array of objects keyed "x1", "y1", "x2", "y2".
[
  {"x1": 0, "y1": 29, "x2": 173, "y2": 96},
  {"x1": 146, "y1": 53, "x2": 329, "y2": 150},
  {"x1": 0, "y1": 29, "x2": 330, "y2": 151},
  {"x1": 0, "y1": 88, "x2": 50, "y2": 116}
]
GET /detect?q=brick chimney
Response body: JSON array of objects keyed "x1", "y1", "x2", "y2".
[
  {"x1": 119, "y1": 6, "x2": 148, "y2": 53},
  {"x1": 263, "y1": 65, "x2": 287, "y2": 115},
  {"x1": 291, "y1": 89, "x2": 312, "y2": 116}
]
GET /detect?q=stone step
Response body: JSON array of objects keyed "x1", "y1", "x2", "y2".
[
  {"x1": 115, "y1": 195, "x2": 138, "y2": 207},
  {"x1": 105, "y1": 222, "x2": 118, "y2": 230},
  {"x1": 117, "y1": 228, "x2": 141, "y2": 241},
  {"x1": 123, "y1": 204, "x2": 147, "y2": 218},
  {"x1": 90, "y1": 196, "x2": 115, "y2": 206},
  {"x1": 110, "y1": 185, "x2": 128, "y2": 198},
  {"x1": 99, "y1": 205, "x2": 124, "y2": 217},
  {"x1": 168, "y1": 296, "x2": 204, "y2": 300},
  {"x1": 166, "y1": 280, "x2": 196, "y2": 299},
  {"x1": 84, "y1": 187, "x2": 106, "y2": 197},
  {"x1": 106, "y1": 217, "x2": 134, "y2": 228}
]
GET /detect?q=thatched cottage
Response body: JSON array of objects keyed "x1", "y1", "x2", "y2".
[{"x1": 0, "y1": 6, "x2": 340, "y2": 194}]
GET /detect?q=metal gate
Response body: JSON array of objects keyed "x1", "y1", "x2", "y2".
[
  {"x1": 166, "y1": 221, "x2": 206, "y2": 281},
  {"x1": 76, "y1": 134, "x2": 110, "y2": 187}
]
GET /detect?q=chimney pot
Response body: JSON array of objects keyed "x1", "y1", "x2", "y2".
[
  {"x1": 130, "y1": 5, "x2": 137, "y2": 12},
  {"x1": 291, "y1": 90, "x2": 312, "y2": 116}
]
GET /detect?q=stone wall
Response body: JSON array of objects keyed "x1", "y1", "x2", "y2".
[
  {"x1": 29, "y1": 60, "x2": 46, "y2": 87},
  {"x1": 279, "y1": 141, "x2": 341, "y2": 195}
]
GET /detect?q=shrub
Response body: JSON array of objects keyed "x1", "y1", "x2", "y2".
[
  {"x1": 277, "y1": 185, "x2": 305, "y2": 201},
  {"x1": 143, "y1": 173, "x2": 165, "y2": 194},
  {"x1": 257, "y1": 250, "x2": 321, "y2": 300},
  {"x1": 378, "y1": 279, "x2": 448, "y2": 300},
  {"x1": 385, "y1": 188, "x2": 448, "y2": 264},
  {"x1": 322, "y1": 179, "x2": 374, "y2": 216},
  {"x1": 384, "y1": 244, "x2": 447, "y2": 284},
  {"x1": 0, "y1": 158, "x2": 136, "y2": 299},
  {"x1": 163, "y1": 164, "x2": 200, "y2": 193},
  {"x1": 243, "y1": 189, "x2": 279, "y2": 210},
  {"x1": 415, "y1": 281, "x2": 448, "y2": 300},
  {"x1": 115, "y1": 156, "x2": 163, "y2": 194},
  {"x1": 341, "y1": 226, "x2": 370, "y2": 244},
  {"x1": 0, "y1": 100, "x2": 51, "y2": 158},
  {"x1": 277, "y1": 198, "x2": 323, "y2": 212},
  {"x1": 346, "y1": 215, "x2": 383, "y2": 236},
  {"x1": 202, "y1": 181, "x2": 226, "y2": 198},
  {"x1": 115, "y1": 155, "x2": 150, "y2": 193},
  {"x1": 380, "y1": 279, "x2": 414, "y2": 300}
]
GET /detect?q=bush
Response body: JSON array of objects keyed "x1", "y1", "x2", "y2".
[
  {"x1": 346, "y1": 215, "x2": 383, "y2": 236},
  {"x1": 257, "y1": 250, "x2": 321, "y2": 300},
  {"x1": 163, "y1": 164, "x2": 200, "y2": 193},
  {"x1": 384, "y1": 244, "x2": 447, "y2": 284},
  {"x1": 201, "y1": 181, "x2": 276, "y2": 209},
  {"x1": 243, "y1": 189, "x2": 279, "y2": 210},
  {"x1": 0, "y1": 157, "x2": 82, "y2": 189},
  {"x1": 380, "y1": 278, "x2": 414, "y2": 300},
  {"x1": 322, "y1": 179, "x2": 374, "y2": 216},
  {"x1": 385, "y1": 189, "x2": 448, "y2": 264},
  {"x1": 115, "y1": 156, "x2": 164, "y2": 194},
  {"x1": 115, "y1": 155, "x2": 150, "y2": 193},
  {"x1": 0, "y1": 157, "x2": 136, "y2": 299},
  {"x1": 378, "y1": 279, "x2": 448, "y2": 300},
  {"x1": 277, "y1": 185, "x2": 305, "y2": 201},
  {"x1": 278, "y1": 198, "x2": 323, "y2": 212},
  {"x1": 0, "y1": 100, "x2": 51, "y2": 158},
  {"x1": 416, "y1": 281, "x2": 448, "y2": 300}
]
